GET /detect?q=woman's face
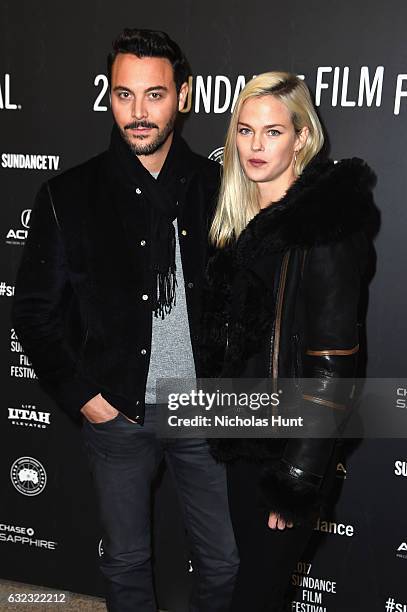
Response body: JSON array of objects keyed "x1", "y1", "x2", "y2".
[{"x1": 236, "y1": 94, "x2": 305, "y2": 186}]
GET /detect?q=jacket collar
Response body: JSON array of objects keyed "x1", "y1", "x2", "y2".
[
  {"x1": 235, "y1": 157, "x2": 376, "y2": 262},
  {"x1": 106, "y1": 123, "x2": 200, "y2": 188}
]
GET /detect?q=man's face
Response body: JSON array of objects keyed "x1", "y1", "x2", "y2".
[{"x1": 110, "y1": 53, "x2": 187, "y2": 156}]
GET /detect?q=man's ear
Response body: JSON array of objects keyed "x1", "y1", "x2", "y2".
[{"x1": 178, "y1": 81, "x2": 189, "y2": 111}]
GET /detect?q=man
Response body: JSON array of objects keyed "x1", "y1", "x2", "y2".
[{"x1": 12, "y1": 28, "x2": 238, "y2": 612}]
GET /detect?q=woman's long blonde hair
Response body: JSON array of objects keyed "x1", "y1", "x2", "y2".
[{"x1": 209, "y1": 72, "x2": 325, "y2": 248}]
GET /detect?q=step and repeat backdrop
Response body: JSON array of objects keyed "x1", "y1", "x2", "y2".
[{"x1": 1, "y1": 1, "x2": 407, "y2": 611}]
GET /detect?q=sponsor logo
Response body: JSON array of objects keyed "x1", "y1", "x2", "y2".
[
  {"x1": 396, "y1": 542, "x2": 407, "y2": 561},
  {"x1": 10, "y1": 456, "x2": 47, "y2": 496},
  {"x1": 208, "y1": 147, "x2": 224, "y2": 165},
  {"x1": 0, "y1": 523, "x2": 57, "y2": 550},
  {"x1": 314, "y1": 517, "x2": 354, "y2": 537},
  {"x1": 0, "y1": 74, "x2": 21, "y2": 110},
  {"x1": 8, "y1": 404, "x2": 51, "y2": 429},
  {"x1": 396, "y1": 387, "x2": 407, "y2": 409},
  {"x1": 6, "y1": 209, "x2": 31, "y2": 245},
  {"x1": 1, "y1": 153, "x2": 60, "y2": 170},
  {"x1": 395, "y1": 460, "x2": 407, "y2": 477}
]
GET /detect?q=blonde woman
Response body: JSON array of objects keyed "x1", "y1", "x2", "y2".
[{"x1": 201, "y1": 72, "x2": 374, "y2": 610}]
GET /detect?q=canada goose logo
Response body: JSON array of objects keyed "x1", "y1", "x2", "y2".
[{"x1": 10, "y1": 456, "x2": 47, "y2": 496}]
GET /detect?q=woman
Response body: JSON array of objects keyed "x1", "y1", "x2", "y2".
[{"x1": 201, "y1": 72, "x2": 374, "y2": 611}]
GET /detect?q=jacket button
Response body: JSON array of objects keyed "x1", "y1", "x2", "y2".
[
  {"x1": 180, "y1": 177, "x2": 186, "y2": 184},
  {"x1": 136, "y1": 400, "x2": 140, "y2": 405},
  {"x1": 187, "y1": 282, "x2": 194, "y2": 289},
  {"x1": 142, "y1": 294, "x2": 149, "y2": 301},
  {"x1": 140, "y1": 240, "x2": 146, "y2": 246},
  {"x1": 140, "y1": 349, "x2": 147, "y2": 355},
  {"x1": 181, "y1": 229, "x2": 187, "y2": 236},
  {"x1": 135, "y1": 187, "x2": 142, "y2": 195}
]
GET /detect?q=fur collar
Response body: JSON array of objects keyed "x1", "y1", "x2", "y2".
[{"x1": 235, "y1": 157, "x2": 375, "y2": 264}]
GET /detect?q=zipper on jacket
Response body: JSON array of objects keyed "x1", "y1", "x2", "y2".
[{"x1": 269, "y1": 250, "x2": 291, "y2": 388}]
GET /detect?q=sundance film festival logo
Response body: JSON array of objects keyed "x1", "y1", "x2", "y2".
[
  {"x1": 314, "y1": 518, "x2": 354, "y2": 537},
  {"x1": 92, "y1": 66, "x2": 407, "y2": 115},
  {"x1": 8, "y1": 403, "x2": 51, "y2": 429},
  {"x1": 0, "y1": 523, "x2": 57, "y2": 550},
  {"x1": 0, "y1": 74, "x2": 21, "y2": 110},
  {"x1": 208, "y1": 147, "x2": 224, "y2": 165},
  {"x1": 385, "y1": 596, "x2": 407, "y2": 611},
  {"x1": 394, "y1": 460, "x2": 407, "y2": 477},
  {"x1": 10, "y1": 457, "x2": 47, "y2": 496},
  {"x1": 0, "y1": 282, "x2": 14, "y2": 297},
  {"x1": 6, "y1": 208, "x2": 31, "y2": 245},
  {"x1": 10, "y1": 328, "x2": 37, "y2": 379}
]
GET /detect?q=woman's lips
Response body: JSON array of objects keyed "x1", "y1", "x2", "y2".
[{"x1": 248, "y1": 158, "x2": 267, "y2": 167}]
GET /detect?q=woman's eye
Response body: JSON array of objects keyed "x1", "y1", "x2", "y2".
[
  {"x1": 268, "y1": 129, "x2": 281, "y2": 136},
  {"x1": 238, "y1": 128, "x2": 251, "y2": 135}
]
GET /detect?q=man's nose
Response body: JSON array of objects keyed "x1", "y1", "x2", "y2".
[{"x1": 131, "y1": 98, "x2": 147, "y2": 120}]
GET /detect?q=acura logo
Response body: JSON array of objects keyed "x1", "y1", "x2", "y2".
[{"x1": 21, "y1": 209, "x2": 31, "y2": 229}]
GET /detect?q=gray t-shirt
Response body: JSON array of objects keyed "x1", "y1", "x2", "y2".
[{"x1": 144, "y1": 172, "x2": 196, "y2": 404}]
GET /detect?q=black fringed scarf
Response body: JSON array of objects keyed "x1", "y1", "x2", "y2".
[{"x1": 109, "y1": 124, "x2": 186, "y2": 318}]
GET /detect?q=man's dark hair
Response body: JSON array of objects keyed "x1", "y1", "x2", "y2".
[{"x1": 107, "y1": 28, "x2": 189, "y2": 93}]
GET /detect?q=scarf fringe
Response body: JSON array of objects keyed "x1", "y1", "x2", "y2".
[{"x1": 154, "y1": 267, "x2": 177, "y2": 319}]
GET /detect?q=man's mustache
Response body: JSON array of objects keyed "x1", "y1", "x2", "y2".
[{"x1": 125, "y1": 121, "x2": 158, "y2": 130}]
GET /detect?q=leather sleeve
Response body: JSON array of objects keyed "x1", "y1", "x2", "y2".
[
  {"x1": 260, "y1": 235, "x2": 365, "y2": 524},
  {"x1": 11, "y1": 183, "x2": 100, "y2": 420}
]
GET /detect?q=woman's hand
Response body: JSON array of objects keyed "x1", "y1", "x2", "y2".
[{"x1": 268, "y1": 512, "x2": 294, "y2": 530}]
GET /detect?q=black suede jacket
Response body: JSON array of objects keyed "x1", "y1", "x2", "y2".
[
  {"x1": 12, "y1": 129, "x2": 220, "y2": 424},
  {"x1": 201, "y1": 157, "x2": 375, "y2": 523}
]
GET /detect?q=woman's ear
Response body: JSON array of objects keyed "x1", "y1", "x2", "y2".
[{"x1": 295, "y1": 125, "x2": 310, "y2": 153}]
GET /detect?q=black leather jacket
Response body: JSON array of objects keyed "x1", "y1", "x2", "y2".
[{"x1": 201, "y1": 157, "x2": 375, "y2": 523}]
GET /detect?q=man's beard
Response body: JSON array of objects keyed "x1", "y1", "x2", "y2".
[{"x1": 120, "y1": 115, "x2": 176, "y2": 156}]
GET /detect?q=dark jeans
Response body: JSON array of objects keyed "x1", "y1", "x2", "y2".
[
  {"x1": 81, "y1": 405, "x2": 238, "y2": 612},
  {"x1": 227, "y1": 460, "x2": 315, "y2": 612}
]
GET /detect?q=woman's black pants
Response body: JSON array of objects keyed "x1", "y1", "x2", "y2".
[{"x1": 227, "y1": 459, "x2": 315, "y2": 612}]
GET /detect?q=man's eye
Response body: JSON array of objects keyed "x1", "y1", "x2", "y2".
[
  {"x1": 149, "y1": 92, "x2": 162, "y2": 100},
  {"x1": 118, "y1": 92, "x2": 130, "y2": 99}
]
